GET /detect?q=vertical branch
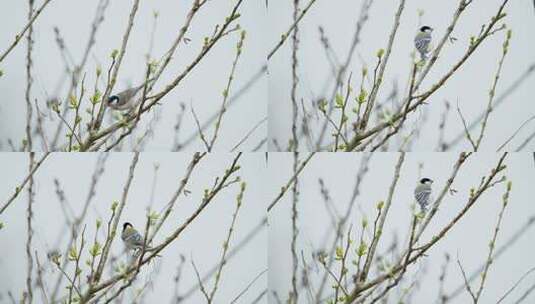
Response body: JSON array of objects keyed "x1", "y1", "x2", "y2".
[
  {"x1": 359, "y1": 152, "x2": 405, "y2": 283},
  {"x1": 208, "y1": 182, "x2": 247, "y2": 303},
  {"x1": 92, "y1": 0, "x2": 141, "y2": 131},
  {"x1": 25, "y1": 152, "x2": 36, "y2": 304},
  {"x1": 90, "y1": 153, "x2": 139, "y2": 287},
  {"x1": 289, "y1": 152, "x2": 300, "y2": 303},
  {"x1": 473, "y1": 180, "x2": 512, "y2": 302},
  {"x1": 290, "y1": 0, "x2": 300, "y2": 151},
  {"x1": 24, "y1": 0, "x2": 35, "y2": 152},
  {"x1": 34, "y1": 252, "x2": 49, "y2": 304},
  {"x1": 208, "y1": 30, "x2": 247, "y2": 151},
  {"x1": 359, "y1": 0, "x2": 405, "y2": 131},
  {"x1": 473, "y1": 30, "x2": 511, "y2": 151}
]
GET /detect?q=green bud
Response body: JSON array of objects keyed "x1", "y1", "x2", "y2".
[
  {"x1": 68, "y1": 245, "x2": 78, "y2": 261},
  {"x1": 377, "y1": 48, "x2": 385, "y2": 58},
  {"x1": 335, "y1": 94, "x2": 344, "y2": 108},
  {"x1": 89, "y1": 242, "x2": 101, "y2": 257},
  {"x1": 111, "y1": 200, "x2": 119, "y2": 212},
  {"x1": 358, "y1": 88, "x2": 367, "y2": 104},
  {"x1": 111, "y1": 49, "x2": 119, "y2": 59},
  {"x1": 377, "y1": 201, "x2": 384, "y2": 210},
  {"x1": 335, "y1": 246, "x2": 344, "y2": 260},
  {"x1": 357, "y1": 241, "x2": 367, "y2": 257}
]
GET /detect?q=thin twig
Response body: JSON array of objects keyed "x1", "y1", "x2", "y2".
[
  {"x1": 208, "y1": 31, "x2": 246, "y2": 152},
  {"x1": 267, "y1": 152, "x2": 315, "y2": 212},
  {"x1": 208, "y1": 182, "x2": 247, "y2": 303},
  {"x1": 0, "y1": 152, "x2": 50, "y2": 214},
  {"x1": 0, "y1": 0, "x2": 55, "y2": 63},
  {"x1": 267, "y1": 0, "x2": 318, "y2": 61},
  {"x1": 230, "y1": 269, "x2": 268, "y2": 304}
]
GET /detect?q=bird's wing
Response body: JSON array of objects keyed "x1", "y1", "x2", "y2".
[
  {"x1": 415, "y1": 35, "x2": 432, "y2": 52},
  {"x1": 415, "y1": 189, "x2": 431, "y2": 206},
  {"x1": 415, "y1": 38, "x2": 430, "y2": 49},
  {"x1": 117, "y1": 87, "x2": 141, "y2": 105},
  {"x1": 125, "y1": 231, "x2": 144, "y2": 246}
]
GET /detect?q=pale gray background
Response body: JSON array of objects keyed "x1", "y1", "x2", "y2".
[
  {"x1": 268, "y1": 0, "x2": 535, "y2": 151},
  {"x1": 269, "y1": 153, "x2": 535, "y2": 303},
  {"x1": 0, "y1": 0, "x2": 267, "y2": 151},
  {"x1": 0, "y1": 153, "x2": 267, "y2": 303}
]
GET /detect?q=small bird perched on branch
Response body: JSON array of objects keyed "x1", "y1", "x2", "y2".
[
  {"x1": 107, "y1": 79, "x2": 154, "y2": 111},
  {"x1": 414, "y1": 178, "x2": 433, "y2": 212},
  {"x1": 414, "y1": 26, "x2": 433, "y2": 61},
  {"x1": 121, "y1": 222, "x2": 151, "y2": 253}
]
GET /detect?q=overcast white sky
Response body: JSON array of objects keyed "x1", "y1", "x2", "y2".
[
  {"x1": 268, "y1": 0, "x2": 535, "y2": 151},
  {"x1": 269, "y1": 152, "x2": 535, "y2": 303},
  {"x1": 0, "y1": 153, "x2": 267, "y2": 303},
  {"x1": 0, "y1": 0, "x2": 267, "y2": 151}
]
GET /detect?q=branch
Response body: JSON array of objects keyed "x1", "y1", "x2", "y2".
[
  {"x1": 208, "y1": 182, "x2": 247, "y2": 303},
  {"x1": 88, "y1": 153, "x2": 139, "y2": 288},
  {"x1": 0, "y1": 0, "x2": 55, "y2": 63},
  {"x1": 267, "y1": 0, "x2": 318, "y2": 60},
  {"x1": 359, "y1": 152, "x2": 405, "y2": 283},
  {"x1": 473, "y1": 30, "x2": 511, "y2": 151},
  {"x1": 85, "y1": 153, "x2": 243, "y2": 297},
  {"x1": 208, "y1": 30, "x2": 247, "y2": 151},
  {"x1": 267, "y1": 152, "x2": 315, "y2": 212},
  {"x1": 359, "y1": 0, "x2": 405, "y2": 130},
  {"x1": 0, "y1": 152, "x2": 50, "y2": 214}
]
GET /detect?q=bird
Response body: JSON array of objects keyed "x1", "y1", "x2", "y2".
[
  {"x1": 121, "y1": 222, "x2": 150, "y2": 252},
  {"x1": 107, "y1": 79, "x2": 154, "y2": 111},
  {"x1": 414, "y1": 26, "x2": 433, "y2": 61},
  {"x1": 414, "y1": 178, "x2": 433, "y2": 212}
]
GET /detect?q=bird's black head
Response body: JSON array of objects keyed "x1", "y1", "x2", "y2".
[
  {"x1": 420, "y1": 178, "x2": 433, "y2": 184},
  {"x1": 107, "y1": 95, "x2": 119, "y2": 105},
  {"x1": 123, "y1": 222, "x2": 133, "y2": 231},
  {"x1": 420, "y1": 26, "x2": 433, "y2": 32}
]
